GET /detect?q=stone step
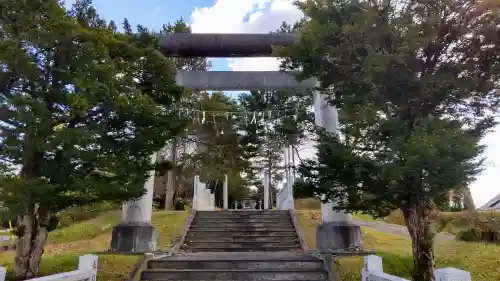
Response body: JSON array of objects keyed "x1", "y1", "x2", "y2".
[
  {"x1": 195, "y1": 213, "x2": 290, "y2": 218},
  {"x1": 192, "y1": 218, "x2": 292, "y2": 223},
  {"x1": 194, "y1": 216, "x2": 292, "y2": 220},
  {"x1": 197, "y1": 211, "x2": 290, "y2": 214},
  {"x1": 187, "y1": 236, "x2": 298, "y2": 243},
  {"x1": 187, "y1": 231, "x2": 297, "y2": 237},
  {"x1": 196, "y1": 212, "x2": 290, "y2": 216},
  {"x1": 191, "y1": 223, "x2": 294, "y2": 228},
  {"x1": 148, "y1": 259, "x2": 323, "y2": 270},
  {"x1": 189, "y1": 227, "x2": 295, "y2": 232},
  {"x1": 189, "y1": 246, "x2": 301, "y2": 252},
  {"x1": 162, "y1": 251, "x2": 318, "y2": 260},
  {"x1": 141, "y1": 269, "x2": 327, "y2": 281},
  {"x1": 187, "y1": 241, "x2": 301, "y2": 248}
]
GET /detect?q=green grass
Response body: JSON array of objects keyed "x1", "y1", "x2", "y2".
[
  {"x1": 296, "y1": 210, "x2": 500, "y2": 281},
  {"x1": 294, "y1": 198, "x2": 379, "y2": 222},
  {"x1": 0, "y1": 211, "x2": 189, "y2": 281}
]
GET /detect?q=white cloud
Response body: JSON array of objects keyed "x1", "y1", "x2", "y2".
[
  {"x1": 471, "y1": 128, "x2": 500, "y2": 207},
  {"x1": 190, "y1": 0, "x2": 302, "y2": 71},
  {"x1": 188, "y1": 0, "x2": 500, "y2": 206}
]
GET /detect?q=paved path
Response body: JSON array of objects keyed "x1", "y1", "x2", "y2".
[{"x1": 354, "y1": 220, "x2": 455, "y2": 241}]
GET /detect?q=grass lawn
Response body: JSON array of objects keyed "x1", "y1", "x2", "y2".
[
  {"x1": 296, "y1": 210, "x2": 500, "y2": 281},
  {"x1": 0, "y1": 211, "x2": 188, "y2": 281}
]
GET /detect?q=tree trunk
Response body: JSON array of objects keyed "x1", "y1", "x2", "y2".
[
  {"x1": 165, "y1": 138, "x2": 178, "y2": 210},
  {"x1": 14, "y1": 212, "x2": 49, "y2": 280},
  {"x1": 402, "y1": 203, "x2": 436, "y2": 281},
  {"x1": 14, "y1": 213, "x2": 33, "y2": 280},
  {"x1": 27, "y1": 225, "x2": 48, "y2": 279}
]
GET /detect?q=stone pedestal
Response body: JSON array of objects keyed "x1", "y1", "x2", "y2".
[
  {"x1": 316, "y1": 222, "x2": 362, "y2": 253},
  {"x1": 110, "y1": 152, "x2": 157, "y2": 253},
  {"x1": 110, "y1": 222, "x2": 158, "y2": 253}
]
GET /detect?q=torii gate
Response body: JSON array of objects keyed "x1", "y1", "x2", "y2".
[{"x1": 109, "y1": 33, "x2": 361, "y2": 254}]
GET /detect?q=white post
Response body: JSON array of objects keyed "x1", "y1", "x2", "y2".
[
  {"x1": 202, "y1": 184, "x2": 210, "y2": 211},
  {"x1": 434, "y1": 268, "x2": 472, "y2": 281},
  {"x1": 361, "y1": 255, "x2": 383, "y2": 281},
  {"x1": 0, "y1": 266, "x2": 5, "y2": 281},
  {"x1": 263, "y1": 171, "x2": 270, "y2": 209},
  {"x1": 210, "y1": 193, "x2": 215, "y2": 210},
  {"x1": 199, "y1": 183, "x2": 206, "y2": 210},
  {"x1": 111, "y1": 153, "x2": 157, "y2": 252},
  {"x1": 315, "y1": 87, "x2": 352, "y2": 223},
  {"x1": 287, "y1": 145, "x2": 295, "y2": 210},
  {"x1": 287, "y1": 146, "x2": 293, "y2": 193},
  {"x1": 78, "y1": 254, "x2": 98, "y2": 281},
  {"x1": 122, "y1": 153, "x2": 156, "y2": 223},
  {"x1": 223, "y1": 174, "x2": 228, "y2": 210},
  {"x1": 193, "y1": 175, "x2": 200, "y2": 210}
]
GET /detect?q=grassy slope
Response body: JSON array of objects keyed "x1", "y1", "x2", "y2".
[
  {"x1": 0, "y1": 211, "x2": 188, "y2": 281},
  {"x1": 296, "y1": 209, "x2": 500, "y2": 281}
]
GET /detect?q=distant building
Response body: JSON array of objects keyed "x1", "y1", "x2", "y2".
[{"x1": 477, "y1": 193, "x2": 500, "y2": 212}]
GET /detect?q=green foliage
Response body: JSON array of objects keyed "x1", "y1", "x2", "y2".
[
  {"x1": 0, "y1": 0, "x2": 183, "y2": 216},
  {"x1": 284, "y1": 0, "x2": 500, "y2": 279},
  {"x1": 0, "y1": 0, "x2": 186, "y2": 278},
  {"x1": 238, "y1": 90, "x2": 311, "y2": 194},
  {"x1": 285, "y1": 0, "x2": 500, "y2": 227}
]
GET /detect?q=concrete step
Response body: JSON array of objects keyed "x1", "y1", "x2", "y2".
[
  {"x1": 195, "y1": 213, "x2": 291, "y2": 218},
  {"x1": 192, "y1": 218, "x2": 292, "y2": 223},
  {"x1": 194, "y1": 216, "x2": 292, "y2": 220},
  {"x1": 197, "y1": 211, "x2": 290, "y2": 214},
  {"x1": 187, "y1": 241, "x2": 301, "y2": 248},
  {"x1": 189, "y1": 227, "x2": 295, "y2": 232},
  {"x1": 148, "y1": 259, "x2": 323, "y2": 270},
  {"x1": 195, "y1": 213, "x2": 290, "y2": 216},
  {"x1": 187, "y1": 231, "x2": 297, "y2": 237},
  {"x1": 161, "y1": 251, "x2": 319, "y2": 260},
  {"x1": 141, "y1": 269, "x2": 327, "y2": 281},
  {"x1": 187, "y1": 236, "x2": 298, "y2": 243},
  {"x1": 189, "y1": 246, "x2": 301, "y2": 252},
  {"x1": 191, "y1": 223, "x2": 294, "y2": 228}
]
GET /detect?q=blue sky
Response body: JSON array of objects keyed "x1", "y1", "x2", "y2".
[
  {"x1": 62, "y1": 0, "x2": 500, "y2": 206},
  {"x1": 63, "y1": 0, "x2": 265, "y2": 74}
]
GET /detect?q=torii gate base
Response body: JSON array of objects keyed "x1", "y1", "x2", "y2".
[{"x1": 110, "y1": 154, "x2": 158, "y2": 253}]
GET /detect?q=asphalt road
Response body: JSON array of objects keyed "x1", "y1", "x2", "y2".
[{"x1": 354, "y1": 220, "x2": 455, "y2": 241}]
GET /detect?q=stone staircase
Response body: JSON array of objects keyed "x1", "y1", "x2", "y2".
[
  {"x1": 186, "y1": 210, "x2": 302, "y2": 252},
  {"x1": 140, "y1": 210, "x2": 329, "y2": 281}
]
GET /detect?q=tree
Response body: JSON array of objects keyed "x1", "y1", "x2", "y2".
[
  {"x1": 281, "y1": 0, "x2": 500, "y2": 280},
  {"x1": 0, "y1": 0, "x2": 183, "y2": 279},
  {"x1": 152, "y1": 19, "x2": 211, "y2": 210},
  {"x1": 239, "y1": 90, "x2": 311, "y2": 203},
  {"x1": 133, "y1": 19, "x2": 212, "y2": 210},
  {"x1": 192, "y1": 93, "x2": 253, "y2": 184}
]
